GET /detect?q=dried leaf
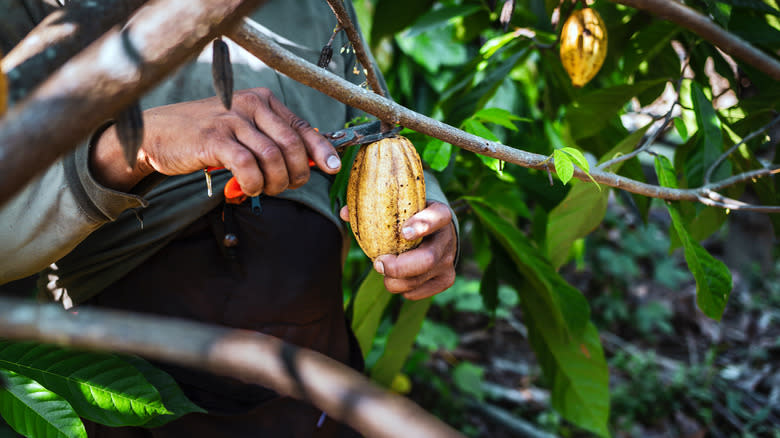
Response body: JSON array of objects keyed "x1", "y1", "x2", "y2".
[
  {"x1": 211, "y1": 38, "x2": 234, "y2": 110},
  {"x1": 500, "y1": 0, "x2": 515, "y2": 31},
  {"x1": 115, "y1": 101, "x2": 144, "y2": 168}
]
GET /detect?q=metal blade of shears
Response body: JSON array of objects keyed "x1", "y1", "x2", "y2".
[{"x1": 322, "y1": 120, "x2": 401, "y2": 152}]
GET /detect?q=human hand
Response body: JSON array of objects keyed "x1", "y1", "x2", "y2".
[
  {"x1": 91, "y1": 88, "x2": 341, "y2": 194},
  {"x1": 340, "y1": 201, "x2": 457, "y2": 300}
]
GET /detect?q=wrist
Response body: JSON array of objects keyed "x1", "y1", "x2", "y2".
[{"x1": 89, "y1": 123, "x2": 153, "y2": 192}]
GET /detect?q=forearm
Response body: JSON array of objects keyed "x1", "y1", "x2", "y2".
[{"x1": 0, "y1": 143, "x2": 147, "y2": 284}]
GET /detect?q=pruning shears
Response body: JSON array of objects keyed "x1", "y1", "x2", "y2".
[{"x1": 205, "y1": 120, "x2": 400, "y2": 203}]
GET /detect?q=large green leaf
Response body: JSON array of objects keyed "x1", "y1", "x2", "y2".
[
  {"x1": 547, "y1": 125, "x2": 651, "y2": 269},
  {"x1": 0, "y1": 369, "x2": 85, "y2": 438},
  {"x1": 351, "y1": 270, "x2": 394, "y2": 358},
  {"x1": 567, "y1": 79, "x2": 666, "y2": 140},
  {"x1": 0, "y1": 342, "x2": 169, "y2": 427},
  {"x1": 686, "y1": 82, "x2": 730, "y2": 187},
  {"x1": 470, "y1": 201, "x2": 589, "y2": 341},
  {"x1": 622, "y1": 20, "x2": 680, "y2": 76},
  {"x1": 655, "y1": 156, "x2": 733, "y2": 320},
  {"x1": 474, "y1": 207, "x2": 610, "y2": 437},
  {"x1": 370, "y1": 298, "x2": 432, "y2": 387},
  {"x1": 405, "y1": 4, "x2": 482, "y2": 37},
  {"x1": 119, "y1": 356, "x2": 205, "y2": 428},
  {"x1": 370, "y1": 0, "x2": 435, "y2": 45}
]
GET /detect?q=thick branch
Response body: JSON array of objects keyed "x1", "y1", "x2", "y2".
[
  {"x1": 1, "y1": 0, "x2": 147, "y2": 102},
  {"x1": 0, "y1": 297, "x2": 463, "y2": 438},
  {"x1": 614, "y1": 0, "x2": 780, "y2": 80},
  {"x1": 229, "y1": 20, "x2": 780, "y2": 211},
  {"x1": 324, "y1": 0, "x2": 385, "y2": 98},
  {"x1": 0, "y1": 0, "x2": 268, "y2": 206}
]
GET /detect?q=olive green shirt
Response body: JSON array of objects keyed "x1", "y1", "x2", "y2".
[{"x1": 0, "y1": 0, "x2": 455, "y2": 305}]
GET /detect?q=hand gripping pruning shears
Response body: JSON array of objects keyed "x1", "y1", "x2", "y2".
[{"x1": 204, "y1": 120, "x2": 400, "y2": 203}]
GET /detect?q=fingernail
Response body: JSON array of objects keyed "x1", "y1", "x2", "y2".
[
  {"x1": 374, "y1": 260, "x2": 385, "y2": 275},
  {"x1": 327, "y1": 155, "x2": 341, "y2": 170},
  {"x1": 402, "y1": 226, "x2": 415, "y2": 240}
]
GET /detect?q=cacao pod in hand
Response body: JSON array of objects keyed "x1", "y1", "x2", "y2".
[
  {"x1": 559, "y1": 7, "x2": 608, "y2": 87},
  {"x1": 347, "y1": 135, "x2": 426, "y2": 260}
]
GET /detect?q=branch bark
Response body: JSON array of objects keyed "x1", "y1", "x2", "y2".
[
  {"x1": 613, "y1": 0, "x2": 780, "y2": 80},
  {"x1": 1, "y1": 0, "x2": 147, "y2": 102},
  {"x1": 0, "y1": 0, "x2": 267, "y2": 206},
  {"x1": 229, "y1": 19, "x2": 780, "y2": 211},
  {"x1": 0, "y1": 297, "x2": 463, "y2": 438}
]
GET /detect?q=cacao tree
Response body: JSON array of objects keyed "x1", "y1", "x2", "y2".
[{"x1": 1, "y1": 0, "x2": 779, "y2": 437}]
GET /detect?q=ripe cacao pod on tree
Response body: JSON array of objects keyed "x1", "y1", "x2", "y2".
[
  {"x1": 346, "y1": 135, "x2": 426, "y2": 260},
  {"x1": 559, "y1": 7, "x2": 608, "y2": 87}
]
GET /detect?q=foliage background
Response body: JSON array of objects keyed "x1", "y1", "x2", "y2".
[{"x1": 1, "y1": 0, "x2": 779, "y2": 437}]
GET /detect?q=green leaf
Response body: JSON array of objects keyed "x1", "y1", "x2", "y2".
[
  {"x1": 370, "y1": 298, "x2": 432, "y2": 386},
  {"x1": 396, "y1": 25, "x2": 468, "y2": 74},
  {"x1": 462, "y1": 119, "x2": 499, "y2": 141},
  {"x1": 475, "y1": 208, "x2": 610, "y2": 437},
  {"x1": 686, "y1": 82, "x2": 729, "y2": 186},
  {"x1": 622, "y1": 21, "x2": 680, "y2": 76},
  {"x1": 0, "y1": 369, "x2": 85, "y2": 438},
  {"x1": 546, "y1": 182, "x2": 609, "y2": 269},
  {"x1": 405, "y1": 4, "x2": 482, "y2": 37},
  {"x1": 422, "y1": 138, "x2": 453, "y2": 171},
  {"x1": 0, "y1": 342, "x2": 169, "y2": 427},
  {"x1": 371, "y1": 0, "x2": 435, "y2": 44},
  {"x1": 415, "y1": 320, "x2": 459, "y2": 352},
  {"x1": 553, "y1": 150, "x2": 574, "y2": 185},
  {"x1": 673, "y1": 117, "x2": 689, "y2": 142},
  {"x1": 119, "y1": 357, "x2": 205, "y2": 428},
  {"x1": 655, "y1": 156, "x2": 733, "y2": 320},
  {"x1": 560, "y1": 147, "x2": 590, "y2": 172},
  {"x1": 472, "y1": 107, "x2": 531, "y2": 131},
  {"x1": 567, "y1": 79, "x2": 667, "y2": 140},
  {"x1": 469, "y1": 200, "x2": 589, "y2": 339},
  {"x1": 452, "y1": 362, "x2": 485, "y2": 402},
  {"x1": 351, "y1": 271, "x2": 394, "y2": 358}
]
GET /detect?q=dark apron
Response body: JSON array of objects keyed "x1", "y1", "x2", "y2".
[{"x1": 81, "y1": 197, "x2": 362, "y2": 437}]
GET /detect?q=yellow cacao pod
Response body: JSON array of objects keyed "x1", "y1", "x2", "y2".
[
  {"x1": 559, "y1": 7, "x2": 608, "y2": 87},
  {"x1": 346, "y1": 135, "x2": 426, "y2": 260}
]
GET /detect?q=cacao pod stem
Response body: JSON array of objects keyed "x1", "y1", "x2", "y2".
[{"x1": 212, "y1": 37, "x2": 234, "y2": 110}]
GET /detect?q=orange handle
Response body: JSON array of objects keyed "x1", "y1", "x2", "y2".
[{"x1": 207, "y1": 160, "x2": 316, "y2": 203}]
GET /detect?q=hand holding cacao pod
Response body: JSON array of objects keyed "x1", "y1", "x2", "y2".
[
  {"x1": 559, "y1": 7, "x2": 608, "y2": 87},
  {"x1": 346, "y1": 135, "x2": 426, "y2": 260}
]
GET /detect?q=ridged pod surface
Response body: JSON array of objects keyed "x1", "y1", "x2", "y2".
[
  {"x1": 347, "y1": 135, "x2": 426, "y2": 260},
  {"x1": 559, "y1": 7, "x2": 608, "y2": 87}
]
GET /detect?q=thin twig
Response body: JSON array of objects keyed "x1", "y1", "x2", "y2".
[
  {"x1": 324, "y1": 0, "x2": 385, "y2": 98},
  {"x1": 598, "y1": 67, "x2": 688, "y2": 171},
  {"x1": 615, "y1": 0, "x2": 780, "y2": 80},
  {"x1": 704, "y1": 113, "x2": 780, "y2": 185}
]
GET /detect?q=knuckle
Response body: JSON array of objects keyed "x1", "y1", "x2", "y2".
[
  {"x1": 277, "y1": 132, "x2": 302, "y2": 149},
  {"x1": 442, "y1": 270, "x2": 456, "y2": 289},
  {"x1": 231, "y1": 149, "x2": 256, "y2": 169},
  {"x1": 234, "y1": 91, "x2": 263, "y2": 107},
  {"x1": 289, "y1": 117, "x2": 311, "y2": 131},
  {"x1": 259, "y1": 146, "x2": 283, "y2": 162}
]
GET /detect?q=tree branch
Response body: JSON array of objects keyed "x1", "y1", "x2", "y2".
[
  {"x1": 324, "y1": 0, "x2": 385, "y2": 98},
  {"x1": 0, "y1": 297, "x2": 463, "y2": 438},
  {"x1": 229, "y1": 19, "x2": 780, "y2": 212},
  {"x1": 613, "y1": 0, "x2": 780, "y2": 80},
  {"x1": 704, "y1": 113, "x2": 780, "y2": 185},
  {"x1": 0, "y1": 0, "x2": 268, "y2": 206},
  {"x1": 1, "y1": 0, "x2": 148, "y2": 103}
]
